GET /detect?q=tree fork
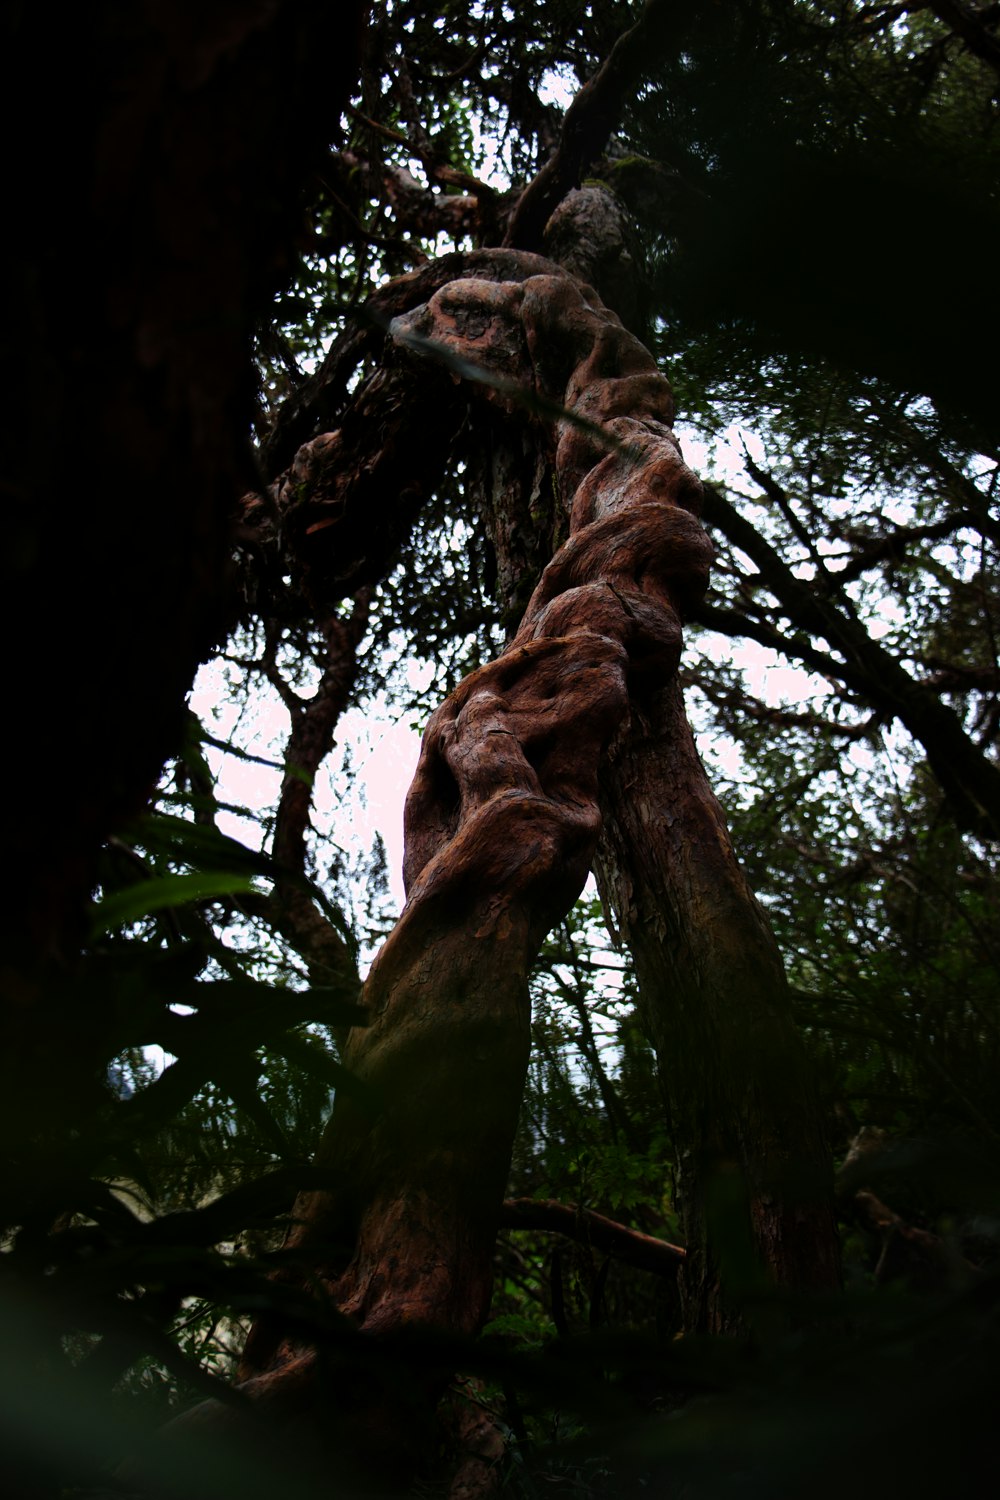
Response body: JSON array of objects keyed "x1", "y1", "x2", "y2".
[
  {"x1": 236, "y1": 256, "x2": 711, "y2": 1455},
  {"x1": 236, "y1": 253, "x2": 838, "y2": 1476}
]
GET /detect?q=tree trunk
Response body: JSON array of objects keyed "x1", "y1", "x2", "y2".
[
  {"x1": 237, "y1": 252, "x2": 713, "y2": 1457},
  {"x1": 1, "y1": 0, "x2": 366, "y2": 1214},
  {"x1": 237, "y1": 249, "x2": 838, "y2": 1477},
  {"x1": 595, "y1": 684, "x2": 840, "y2": 1332}
]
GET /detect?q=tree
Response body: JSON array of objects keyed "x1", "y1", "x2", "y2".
[
  {"x1": 3, "y1": 1, "x2": 999, "y2": 1495},
  {"x1": 227, "y1": 0, "x2": 850, "y2": 1455},
  {"x1": 0, "y1": 0, "x2": 366, "y2": 1256}
]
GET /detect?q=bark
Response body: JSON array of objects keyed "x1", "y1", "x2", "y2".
[
  {"x1": 594, "y1": 686, "x2": 841, "y2": 1332},
  {"x1": 237, "y1": 252, "x2": 715, "y2": 1468},
  {"x1": 391, "y1": 245, "x2": 841, "y2": 1331},
  {"x1": 502, "y1": 0, "x2": 690, "y2": 252},
  {"x1": 248, "y1": 355, "x2": 462, "y2": 611},
  {"x1": 3, "y1": 0, "x2": 365, "y2": 955},
  {"x1": 852, "y1": 1189, "x2": 976, "y2": 1290},
  {"x1": 439, "y1": 1379, "x2": 506, "y2": 1500},
  {"x1": 1, "y1": 0, "x2": 366, "y2": 1190},
  {"x1": 269, "y1": 594, "x2": 371, "y2": 990}
]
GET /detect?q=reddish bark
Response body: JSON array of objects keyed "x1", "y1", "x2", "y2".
[
  {"x1": 852, "y1": 1190, "x2": 975, "y2": 1289},
  {"x1": 237, "y1": 253, "x2": 712, "y2": 1462},
  {"x1": 393, "y1": 259, "x2": 840, "y2": 1333}
]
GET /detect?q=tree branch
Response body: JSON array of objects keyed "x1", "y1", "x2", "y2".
[
  {"x1": 926, "y1": 1, "x2": 1000, "y2": 81},
  {"x1": 499, "y1": 1198, "x2": 685, "y2": 1276},
  {"x1": 833, "y1": 511, "x2": 981, "y2": 588},
  {"x1": 503, "y1": 0, "x2": 687, "y2": 251},
  {"x1": 691, "y1": 600, "x2": 871, "y2": 693},
  {"x1": 700, "y1": 483, "x2": 1000, "y2": 837},
  {"x1": 269, "y1": 594, "x2": 371, "y2": 990}
]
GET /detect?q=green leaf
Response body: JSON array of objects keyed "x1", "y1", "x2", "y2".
[
  {"x1": 89, "y1": 872, "x2": 260, "y2": 937},
  {"x1": 118, "y1": 811, "x2": 270, "y2": 874}
]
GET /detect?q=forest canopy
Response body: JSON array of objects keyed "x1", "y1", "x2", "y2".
[{"x1": 2, "y1": 2, "x2": 999, "y2": 1496}]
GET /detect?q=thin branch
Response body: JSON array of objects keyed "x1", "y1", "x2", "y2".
[
  {"x1": 834, "y1": 510, "x2": 981, "y2": 587},
  {"x1": 700, "y1": 482, "x2": 1000, "y2": 837},
  {"x1": 685, "y1": 668, "x2": 881, "y2": 741},
  {"x1": 346, "y1": 103, "x2": 410, "y2": 148},
  {"x1": 270, "y1": 595, "x2": 371, "y2": 989},
  {"x1": 500, "y1": 1198, "x2": 685, "y2": 1276}
]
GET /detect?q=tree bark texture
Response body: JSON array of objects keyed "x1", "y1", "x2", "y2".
[
  {"x1": 376, "y1": 251, "x2": 840, "y2": 1335},
  {"x1": 238, "y1": 251, "x2": 715, "y2": 1453},
  {"x1": 595, "y1": 689, "x2": 840, "y2": 1332},
  {"x1": 1, "y1": 0, "x2": 366, "y2": 1182}
]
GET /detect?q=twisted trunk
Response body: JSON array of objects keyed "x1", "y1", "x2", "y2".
[
  {"x1": 236, "y1": 251, "x2": 838, "y2": 1482},
  {"x1": 238, "y1": 254, "x2": 715, "y2": 1458}
]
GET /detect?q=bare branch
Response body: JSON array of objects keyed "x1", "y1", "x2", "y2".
[
  {"x1": 500, "y1": 1198, "x2": 685, "y2": 1276},
  {"x1": 270, "y1": 594, "x2": 371, "y2": 990}
]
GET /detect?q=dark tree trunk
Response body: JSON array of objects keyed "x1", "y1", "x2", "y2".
[{"x1": 1, "y1": 0, "x2": 366, "y2": 1198}]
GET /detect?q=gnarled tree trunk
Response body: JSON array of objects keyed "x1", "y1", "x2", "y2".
[{"x1": 237, "y1": 248, "x2": 838, "y2": 1475}]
